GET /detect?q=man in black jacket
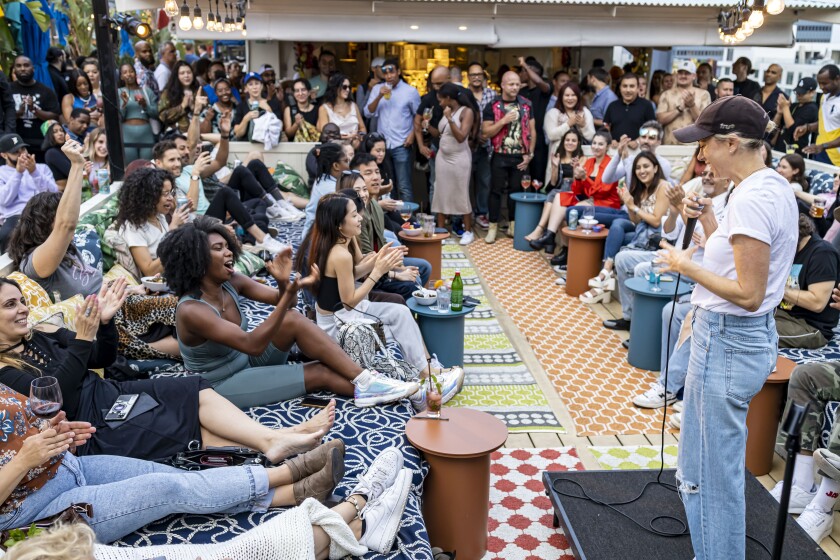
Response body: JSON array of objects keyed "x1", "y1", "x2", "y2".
[{"x1": 0, "y1": 70, "x2": 16, "y2": 134}]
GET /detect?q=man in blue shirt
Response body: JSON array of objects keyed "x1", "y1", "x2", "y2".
[
  {"x1": 587, "y1": 67, "x2": 617, "y2": 128},
  {"x1": 365, "y1": 58, "x2": 421, "y2": 201}
]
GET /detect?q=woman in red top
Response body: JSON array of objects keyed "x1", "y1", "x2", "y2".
[{"x1": 530, "y1": 131, "x2": 625, "y2": 262}]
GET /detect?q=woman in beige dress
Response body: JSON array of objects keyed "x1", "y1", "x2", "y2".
[{"x1": 433, "y1": 83, "x2": 476, "y2": 245}]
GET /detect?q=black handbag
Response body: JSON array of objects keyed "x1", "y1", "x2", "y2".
[{"x1": 160, "y1": 445, "x2": 271, "y2": 471}]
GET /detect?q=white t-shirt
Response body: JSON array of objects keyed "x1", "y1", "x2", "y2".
[
  {"x1": 691, "y1": 168, "x2": 797, "y2": 316},
  {"x1": 119, "y1": 215, "x2": 170, "y2": 260}
]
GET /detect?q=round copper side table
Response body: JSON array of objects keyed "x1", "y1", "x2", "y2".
[
  {"x1": 561, "y1": 226, "x2": 609, "y2": 297},
  {"x1": 746, "y1": 356, "x2": 794, "y2": 476},
  {"x1": 398, "y1": 231, "x2": 451, "y2": 281},
  {"x1": 406, "y1": 408, "x2": 507, "y2": 559}
]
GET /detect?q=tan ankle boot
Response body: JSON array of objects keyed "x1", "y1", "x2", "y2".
[
  {"x1": 485, "y1": 223, "x2": 498, "y2": 244},
  {"x1": 285, "y1": 439, "x2": 345, "y2": 482},
  {"x1": 292, "y1": 444, "x2": 345, "y2": 504}
]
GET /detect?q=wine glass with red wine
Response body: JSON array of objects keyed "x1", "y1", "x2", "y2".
[{"x1": 30, "y1": 377, "x2": 62, "y2": 419}]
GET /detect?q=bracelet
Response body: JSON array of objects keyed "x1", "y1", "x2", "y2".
[{"x1": 345, "y1": 495, "x2": 363, "y2": 519}]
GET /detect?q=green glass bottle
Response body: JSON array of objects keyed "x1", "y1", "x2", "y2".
[{"x1": 451, "y1": 270, "x2": 463, "y2": 312}]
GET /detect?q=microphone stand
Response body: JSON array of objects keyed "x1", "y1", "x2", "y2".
[{"x1": 772, "y1": 402, "x2": 809, "y2": 560}]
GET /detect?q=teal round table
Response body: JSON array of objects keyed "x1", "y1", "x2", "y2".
[
  {"x1": 407, "y1": 297, "x2": 474, "y2": 367},
  {"x1": 510, "y1": 192, "x2": 547, "y2": 251},
  {"x1": 625, "y1": 276, "x2": 693, "y2": 371},
  {"x1": 400, "y1": 201, "x2": 420, "y2": 214}
]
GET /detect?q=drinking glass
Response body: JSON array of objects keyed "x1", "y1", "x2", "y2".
[
  {"x1": 521, "y1": 174, "x2": 531, "y2": 192},
  {"x1": 582, "y1": 207, "x2": 596, "y2": 234},
  {"x1": 426, "y1": 377, "x2": 442, "y2": 418},
  {"x1": 812, "y1": 198, "x2": 826, "y2": 219},
  {"x1": 649, "y1": 261, "x2": 664, "y2": 293},
  {"x1": 437, "y1": 287, "x2": 451, "y2": 313},
  {"x1": 30, "y1": 376, "x2": 62, "y2": 419},
  {"x1": 400, "y1": 208, "x2": 413, "y2": 223},
  {"x1": 423, "y1": 216, "x2": 435, "y2": 238}
]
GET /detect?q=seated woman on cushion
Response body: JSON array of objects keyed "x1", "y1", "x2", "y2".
[
  {"x1": 159, "y1": 217, "x2": 420, "y2": 409},
  {"x1": 301, "y1": 193, "x2": 464, "y2": 411},
  {"x1": 0, "y1": 382, "x2": 411, "y2": 555},
  {"x1": 0, "y1": 276, "x2": 333, "y2": 463},
  {"x1": 7, "y1": 142, "x2": 180, "y2": 360},
  {"x1": 115, "y1": 167, "x2": 191, "y2": 279}
]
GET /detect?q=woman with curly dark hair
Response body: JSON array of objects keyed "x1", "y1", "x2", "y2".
[
  {"x1": 115, "y1": 167, "x2": 191, "y2": 278},
  {"x1": 158, "y1": 61, "x2": 200, "y2": 133},
  {"x1": 317, "y1": 73, "x2": 365, "y2": 149},
  {"x1": 159, "y1": 217, "x2": 419, "y2": 408}
]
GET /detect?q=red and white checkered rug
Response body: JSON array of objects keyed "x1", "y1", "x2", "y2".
[{"x1": 484, "y1": 447, "x2": 583, "y2": 560}]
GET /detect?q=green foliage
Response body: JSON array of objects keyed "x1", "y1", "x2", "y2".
[
  {"x1": 2, "y1": 524, "x2": 43, "y2": 549},
  {"x1": 54, "y1": 0, "x2": 95, "y2": 61}
]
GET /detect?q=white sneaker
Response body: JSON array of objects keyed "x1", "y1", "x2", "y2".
[
  {"x1": 796, "y1": 502, "x2": 834, "y2": 543},
  {"x1": 669, "y1": 412, "x2": 681, "y2": 430},
  {"x1": 769, "y1": 480, "x2": 816, "y2": 514},
  {"x1": 460, "y1": 231, "x2": 475, "y2": 245},
  {"x1": 252, "y1": 235, "x2": 288, "y2": 256},
  {"x1": 633, "y1": 382, "x2": 678, "y2": 409},
  {"x1": 359, "y1": 468, "x2": 412, "y2": 553},
  {"x1": 266, "y1": 203, "x2": 285, "y2": 220},
  {"x1": 279, "y1": 199, "x2": 305, "y2": 221},
  {"x1": 673, "y1": 400, "x2": 684, "y2": 413},
  {"x1": 354, "y1": 374, "x2": 420, "y2": 408},
  {"x1": 350, "y1": 447, "x2": 403, "y2": 504},
  {"x1": 430, "y1": 354, "x2": 465, "y2": 394}
]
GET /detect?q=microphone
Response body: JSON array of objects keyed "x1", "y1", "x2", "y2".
[{"x1": 681, "y1": 180, "x2": 706, "y2": 250}]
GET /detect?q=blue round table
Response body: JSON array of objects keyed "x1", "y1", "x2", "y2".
[
  {"x1": 407, "y1": 297, "x2": 474, "y2": 367},
  {"x1": 400, "y1": 201, "x2": 420, "y2": 214},
  {"x1": 625, "y1": 276, "x2": 693, "y2": 371},
  {"x1": 510, "y1": 192, "x2": 547, "y2": 251}
]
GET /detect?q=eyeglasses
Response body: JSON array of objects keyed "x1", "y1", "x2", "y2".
[
  {"x1": 293, "y1": 88, "x2": 309, "y2": 94},
  {"x1": 381, "y1": 66, "x2": 397, "y2": 74},
  {"x1": 638, "y1": 128, "x2": 660, "y2": 140},
  {"x1": 161, "y1": 190, "x2": 175, "y2": 197}
]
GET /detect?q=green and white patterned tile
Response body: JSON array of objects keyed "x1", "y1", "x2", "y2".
[{"x1": 589, "y1": 445, "x2": 679, "y2": 470}]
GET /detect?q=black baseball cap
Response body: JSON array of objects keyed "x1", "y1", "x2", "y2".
[
  {"x1": 673, "y1": 95, "x2": 769, "y2": 143},
  {"x1": 0, "y1": 133, "x2": 28, "y2": 154},
  {"x1": 794, "y1": 77, "x2": 817, "y2": 96}
]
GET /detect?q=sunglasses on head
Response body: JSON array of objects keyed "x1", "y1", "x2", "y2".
[
  {"x1": 367, "y1": 132, "x2": 385, "y2": 142},
  {"x1": 342, "y1": 170, "x2": 360, "y2": 176}
]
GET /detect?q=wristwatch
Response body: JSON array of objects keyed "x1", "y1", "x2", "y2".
[
  {"x1": 191, "y1": 174, "x2": 200, "y2": 181},
  {"x1": 676, "y1": 105, "x2": 685, "y2": 113}
]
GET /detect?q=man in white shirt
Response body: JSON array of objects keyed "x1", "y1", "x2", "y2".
[{"x1": 155, "y1": 42, "x2": 177, "y2": 92}]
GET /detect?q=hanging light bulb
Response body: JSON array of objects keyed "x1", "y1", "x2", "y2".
[
  {"x1": 748, "y1": 8, "x2": 765, "y2": 28},
  {"x1": 235, "y1": 15, "x2": 243, "y2": 31},
  {"x1": 735, "y1": 27, "x2": 746, "y2": 41},
  {"x1": 241, "y1": 22, "x2": 247, "y2": 37},
  {"x1": 192, "y1": 1, "x2": 204, "y2": 30},
  {"x1": 766, "y1": 0, "x2": 784, "y2": 15},
  {"x1": 179, "y1": 0, "x2": 192, "y2": 31},
  {"x1": 164, "y1": 0, "x2": 179, "y2": 17},
  {"x1": 743, "y1": 24, "x2": 754, "y2": 37}
]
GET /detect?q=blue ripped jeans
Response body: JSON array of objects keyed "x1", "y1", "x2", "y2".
[
  {"x1": 0, "y1": 453, "x2": 272, "y2": 543},
  {"x1": 677, "y1": 307, "x2": 776, "y2": 560}
]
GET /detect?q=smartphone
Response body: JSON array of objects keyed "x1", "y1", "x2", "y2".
[
  {"x1": 105, "y1": 394, "x2": 139, "y2": 421},
  {"x1": 201, "y1": 143, "x2": 214, "y2": 154},
  {"x1": 299, "y1": 397, "x2": 331, "y2": 409}
]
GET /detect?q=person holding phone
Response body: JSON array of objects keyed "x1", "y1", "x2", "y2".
[
  {"x1": 233, "y1": 72, "x2": 275, "y2": 141},
  {"x1": 158, "y1": 61, "x2": 199, "y2": 134}
]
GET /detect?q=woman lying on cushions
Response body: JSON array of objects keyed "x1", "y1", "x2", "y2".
[
  {"x1": 0, "y1": 383, "x2": 412, "y2": 555},
  {"x1": 0, "y1": 276, "x2": 334, "y2": 463}
]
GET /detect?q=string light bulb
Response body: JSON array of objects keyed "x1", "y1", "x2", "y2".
[
  {"x1": 766, "y1": 0, "x2": 784, "y2": 15},
  {"x1": 748, "y1": 8, "x2": 764, "y2": 28},
  {"x1": 192, "y1": 1, "x2": 204, "y2": 30},
  {"x1": 178, "y1": 0, "x2": 192, "y2": 31},
  {"x1": 241, "y1": 22, "x2": 247, "y2": 37},
  {"x1": 164, "y1": 0, "x2": 179, "y2": 17}
]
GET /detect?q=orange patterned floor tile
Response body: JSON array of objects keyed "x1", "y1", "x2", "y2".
[{"x1": 469, "y1": 238, "x2": 676, "y2": 436}]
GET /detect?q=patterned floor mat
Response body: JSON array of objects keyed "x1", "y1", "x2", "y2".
[
  {"x1": 442, "y1": 243, "x2": 564, "y2": 433},
  {"x1": 589, "y1": 445, "x2": 679, "y2": 470},
  {"x1": 467, "y1": 238, "x2": 671, "y2": 436},
  {"x1": 484, "y1": 448, "x2": 581, "y2": 560}
]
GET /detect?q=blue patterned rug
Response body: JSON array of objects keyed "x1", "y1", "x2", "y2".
[{"x1": 114, "y1": 220, "x2": 433, "y2": 559}]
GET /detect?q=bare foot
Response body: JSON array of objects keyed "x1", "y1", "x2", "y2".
[
  {"x1": 278, "y1": 399, "x2": 336, "y2": 435},
  {"x1": 264, "y1": 428, "x2": 327, "y2": 464},
  {"x1": 524, "y1": 225, "x2": 544, "y2": 241}
]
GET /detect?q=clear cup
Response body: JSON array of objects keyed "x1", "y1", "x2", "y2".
[
  {"x1": 812, "y1": 198, "x2": 826, "y2": 219},
  {"x1": 437, "y1": 288, "x2": 451, "y2": 313},
  {"x1": 649, "y1": 261, "x2": 664, "y2": 292}
]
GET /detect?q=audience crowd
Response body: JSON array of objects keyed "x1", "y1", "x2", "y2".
[{"x1": 1, "y1": 40, "x2": 840, "y2": 554}]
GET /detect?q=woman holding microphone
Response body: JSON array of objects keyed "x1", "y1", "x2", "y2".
[{"x1": 656, "y1": 96, "x2": 798, "y2": 559}]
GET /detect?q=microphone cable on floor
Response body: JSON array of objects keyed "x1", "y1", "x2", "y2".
[{"x1": 551, "y1": 269, "x2": 772, "y2": 557}]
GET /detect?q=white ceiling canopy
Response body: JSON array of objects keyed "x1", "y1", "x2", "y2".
[{"x1": 115, "y1": 0, "x2": 839, "y2": 45}]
